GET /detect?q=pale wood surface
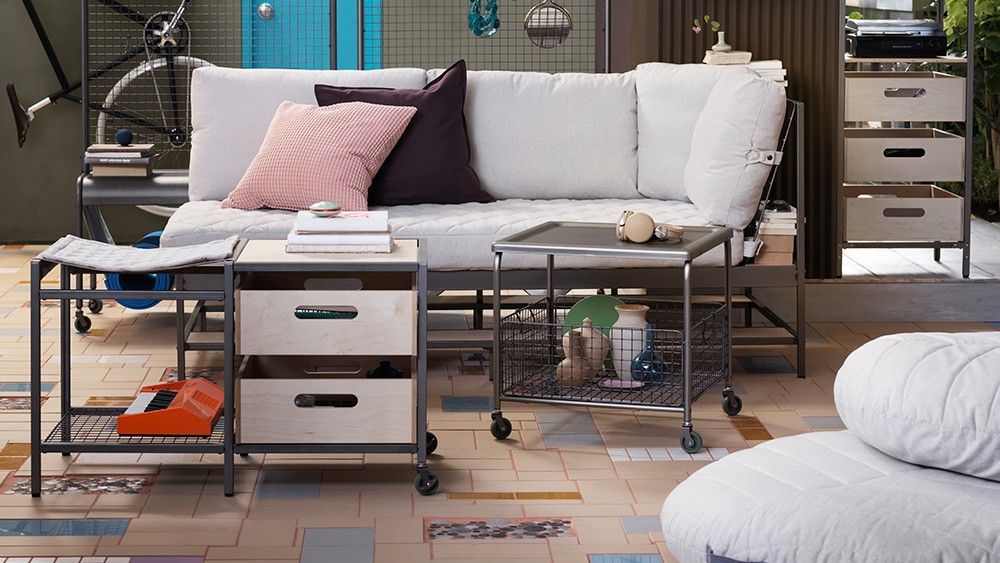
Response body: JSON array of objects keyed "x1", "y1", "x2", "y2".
[
  {"x1": 844, "y1": 185, "x2": 963, "y2": 243},
  {"x1": 845, "y1": 71, "x2": 966, "y2": 122},
  {"x1": 846, "y1": 55, "x2": 968, "y2": 65},
  {"x1": 236, "y1": 239, "x2": 419, "y2": 266},
  {"x1": 844, "y1": 128, "x2": 965, "y2": 182},
  {"x1": 237, "y1": 290, "x2": 416, "y2": 356}
]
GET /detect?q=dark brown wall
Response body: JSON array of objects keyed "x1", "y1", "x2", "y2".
[{"x1": 650, "y1": 0, "x2": 841, "y2": 279}]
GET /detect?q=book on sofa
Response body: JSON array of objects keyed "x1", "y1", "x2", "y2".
[{"x1": 286, "y1": 210, "x2": 392, "y2": 254}]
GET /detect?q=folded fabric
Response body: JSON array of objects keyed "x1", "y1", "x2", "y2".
[
  {"x1": 222, "y1": 101, "x2": 417, "y2": 212},
  {"x1": 39, "y1": 235, "x2": 239, "y2": 272},
  {"x1": 315, "y1": 59, "x2": 494, "y2": 206}
]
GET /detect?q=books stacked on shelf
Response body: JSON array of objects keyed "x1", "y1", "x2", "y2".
[
  {"x1": 85, "y1": 143, "x2": 155, "y2": 177},
  {"x1": 704, "y1": 50, "x2": 752, "y2": 65},
  {"x1": 287, "y1": 210, "x2": 392, "y2": 253},
  {"x1": 748, "y1": 60, "x2": 788, "y2": 88},
  {"x1": 756, "y1": 205, "x2": 797, "y2": 265}
]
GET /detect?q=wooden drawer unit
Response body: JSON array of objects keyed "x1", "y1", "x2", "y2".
[
  {"x1": 237, "y1": 289, "x2": 416, "y2": 356},
  {"x1": 238, "y1": 356, "x2": 414, "y2": 444},
  {"x1": 846, "y1": 71, "x2": 966, "y2": 122},
  {"x1": 844, "y1": 128, "x2": 965, "y2": 182},
  {"x1": 843, "y1": 185, "x2": 963, "y2": 243}
]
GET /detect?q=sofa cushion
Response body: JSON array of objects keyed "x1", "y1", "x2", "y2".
[
  {"x1": 835, "y1": 332, "x2": 1000, "y2": 482},
  {"x1": 161, "y1": 199, "x2": 741, "y2": 270},
  {"x1": 685, "y1": 73, "x2": 786, "y2": 229},
  {"x1": 661, "y1": 431, "x2": 1000, "y2": 563},
  {"x1": 189, "y1": 66, "x2": 427, "y2": 202},
  {"x1": 315, "y1": 60, "x2": 493, "y2": 207},
  {"x1": 428, "y1": 69, "x2": 639, "y2": 200},
  {"x1": 635, "y1": 63, "x2": 752, "y2": 202}
]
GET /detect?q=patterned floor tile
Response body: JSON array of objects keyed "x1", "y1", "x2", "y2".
[
  {"x1": 0, "y1": 396, "x2": 43, "y2": 410},
  {"x1": 730, "y1": 416, "x2": 774, "y2": 441},
  {"x1": 0, "y1": 518, "x2": 129, "y2": 536},
  {"x1": 737, "y1": 355, "x2": 795, "y2": 374},
  {"x1": 84, "y1": 396, "x2": 136, "y2": 407},
  {"x1": 426, "y1": 518, "x2": 574, "y2": 541},
  {"x1": 803, "y1": 415, "x2": 846, "y2": 429},
  {"x1": 2, "y1": 475, "x2": 152, "y2": 495},
  {"x1": 608, "y1": 447, "x2": 731, "y2": 462},
  {"x1": 440, "y1": 396, "x2": 491, "y2": 413},
  {"x1": 160, "y1": 367, "x2": 223, "y2": 383},
  {"x1": 589, "y1": 555, "x2": 663, "y2": 563}
]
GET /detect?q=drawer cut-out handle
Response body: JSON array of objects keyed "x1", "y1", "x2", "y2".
[
  {"x1": 294, "y1": 305, "x2": 358, "y2": 320},
  {"x1": 304, "y1": 363, "x2": 362, "y2": 376},
  {"x1": 883, "y1": 208, "x2": 926, "y2": 218},
  {"x1": 304, "y1": 278, "x2": 364, "y2": 291},
  {"x1": 884, "y1": 87, "x2": 927, "y2": 99},
  {"x1": 294, "y1": 394, "x2": 359, "y2": 408},
  {"x1": 884, "y1": 148, "x2": 926, "y2": 158}
]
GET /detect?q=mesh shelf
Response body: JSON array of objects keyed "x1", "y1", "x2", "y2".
[
  {"x1": 42, "y1": 408, "x2": 225, "y2": 451},
  {"x1": 498, "y1": 297, "x2": 729, "y2": 410}
]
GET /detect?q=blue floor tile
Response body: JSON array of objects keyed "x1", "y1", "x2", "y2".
[
  {"x1": 737, "y1": 356, "x2": 794, "y2": 374},
  {"x1": 0, "y1": 518, "x2": 129, "y2": 536},
  {"x1": 803, "y1": 416, "x2": 846, "y2": 429},
  {"x1": 541, "y1": 434, "x2": 606, "y2": 447},
  {"x1": 301, "y1": 544, "x2": 372, "y2": 563},
  {"x1": 255, "y1": 469, "x2": 321, "y2": 500},
  {"x1": 441, "y1": 396, "x2": 491, "y2": 413},
  {"x1": 619, "y1": 516, "x2": 662, "y2": 534},
  {"x1": 304, "y1": 527, "x2": 374, "y2": 546},
  {"x1": 0, "y1": 383, "x2": 55, "y2": 393},
  {"x1": 589, "y1": 555, "x2": 663, "y2": 563},
  {"x1": 302, "y1": 528, "x2": 374, "y2": 563}
]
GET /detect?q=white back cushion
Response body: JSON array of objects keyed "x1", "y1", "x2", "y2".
[
  {"x1": 835, "y1": 332, "x2": 1000, "y2": 482},
  {"x1": 636, "y1": 63, "x2": 752, "y2": 202},
  {"x1": 437, "y1": 69, "x2": 639, "y2": 200},
  {"x1": 684, "y1": 74, "x2": 786, "y2": 229},
  {"x1": 189, "y1": 66, "x2": 427, "y2": 202}
]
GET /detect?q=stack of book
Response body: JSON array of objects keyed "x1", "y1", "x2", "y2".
[
  {"x1": 85, "y1": 143, "x2": 155, "y2": 177},
  {"x1": 748, "y1": 60, "x2": 788, "y2": 88},
  {"x1": 755, "y1": 205, "x2": 797, "y2": 265},
  {"x1": 704, "y1": 50, "x2": 752, "y2": 65},
  {"x1": 287, "y1": 210, "x2": 392, "y2": 254}
]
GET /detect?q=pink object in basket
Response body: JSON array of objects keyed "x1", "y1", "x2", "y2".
[{"x1": 221, "y1": 101, "x2": 417, "y2": 212}]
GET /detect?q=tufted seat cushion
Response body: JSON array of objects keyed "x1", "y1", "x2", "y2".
[
  {"x1": 661, "y1": 431, "x2": 1000, "y2": 563},
  {"x1": 161, "y1": 199, "x2": 742, "y2": 270}
]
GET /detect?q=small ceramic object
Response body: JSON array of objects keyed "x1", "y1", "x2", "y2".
[
  {"x1": 632, "y1": 331, "x2": 669, "y2": 383},
  {"x1": 309, "y1": 201, "x2": 342, "y2": 217},
  {"x1": 654, "y1": 223, "x2": 685, "y2": 244},
  {"x1": 611, "y1": 304, "x2": 650, "y2": 380},
  {"x1": 576, "y1": 317, "x2": 611, "y2": 372},
  {"x1": 115, "y1": 128, "x2": 134, "y2": 146},
  {"x1": 563, "y1": 295, "x2": 623, "y2": 336},
  {"x1": 616, "y1": 210, "x2": 656, "y2": 243},
  {"x1": 599, "y1": 378, "x2": 645, "y2": 390},
  {"x1": 712, "y1": 31, "x2": 732, "y2": 52},
  {"x1": 556, "y1": 331, "x2": 592, "y2": 383}
]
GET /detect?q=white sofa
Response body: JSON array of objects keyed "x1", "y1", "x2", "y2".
[
  {"x1": 660, "y1": 332, "x2": 1000, "y2": 563},
  {"x1": 161, "y1": 63, "x2": 787, "y2": 272}
]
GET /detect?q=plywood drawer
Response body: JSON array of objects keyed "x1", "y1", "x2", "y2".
[
  {"x1": 237, "y1": 356, "x2": 414, "y2": 444},
  {"x1": 237, "y1": 290, "x2": 416, "y2": 356},
  {"x1": 843, "y1": 185, "x2": 963, "y2": 242},
  {"x1": 844, "y1": 128, "x2": 965, "y2": 182},
  {"x1": 846, "y1": 72, "x2": 966, "y2": 122}
]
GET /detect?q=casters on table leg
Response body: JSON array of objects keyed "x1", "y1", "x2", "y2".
[
  {"x1": 490, "y1": 412, "x2": 512, "y2": 440},
  {"x1": 87, "y1": 299, "x2": 103, "y2": 314},
  {"x1": 426, "y1": 432, "x2": 438, "y2": 455},
  {"x1": 239, "y1": 453, "x2": 250, "y2": 458},
  {"x1": 414, "y1": 468, "x2": 439, "y2": 496},
  {"x1": 722, "y1": 388, "x2": 743, "y2": 417},
  {"x1": 681, "y1": 426, "x2": 703, "y2": 454},
  {"x1": 74, "y1": 314, "x2": 92, "y2": 334}
]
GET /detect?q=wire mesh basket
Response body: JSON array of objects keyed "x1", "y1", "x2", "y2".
[{"x1": 498, "y1": 297, "x2": 729, "y2": 409}]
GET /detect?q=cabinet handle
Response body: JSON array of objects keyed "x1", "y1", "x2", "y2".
[
  {"x1": 883, "y1": 148, "x2": 926, "y2": 158},
  {"x1": 884, "y1": 87, "x2": 927, "y2": 99},
  {"x1": 294, "y1": 305, "x2": 358, "y2": 320},
  {"x1": 303, "y1": 363, "x2": 362, "y2": 376},
  {"x1": 883, "y1": 208, "x2": 925, "y2": 218},
  {"x1": 294, "y1": 394, "x2": 359, "y2": 408}
]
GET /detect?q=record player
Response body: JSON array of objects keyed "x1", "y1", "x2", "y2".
[{"x1": 846, "y1": 19, "x2": 948, "y2": 58}]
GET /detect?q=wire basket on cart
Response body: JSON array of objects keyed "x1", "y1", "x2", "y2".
[{"x1": 497, "y1": 296, "x2": 730, "y2": 410}]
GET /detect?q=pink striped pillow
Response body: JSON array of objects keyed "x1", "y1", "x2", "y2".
[{"x1": 221, "y1": 101, "x2": 417, "y2": 211}]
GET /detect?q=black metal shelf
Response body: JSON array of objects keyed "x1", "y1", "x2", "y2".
[{"x1": 40, "y1": 408, "x2": 225, "y2": 454}]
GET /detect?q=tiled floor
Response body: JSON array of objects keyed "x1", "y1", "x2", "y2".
[{"x1": 0, "y1": 244, "x2": 996, "y2": 562}]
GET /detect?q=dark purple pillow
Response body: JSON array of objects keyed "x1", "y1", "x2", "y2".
[{"x1": 315, "y1": 60, "x2": 494, "y2": 206}]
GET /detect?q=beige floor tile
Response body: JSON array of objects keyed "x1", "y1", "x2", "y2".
[
  {"x1": 375, "y1": 542, "x2": 431, "y2": 563},
  {"x1": 577, "y1": 480, "x2": 634, "y2": 504},
  {"x1": 374, "y1": 516, "x2": 424, "y2": 543},
  {"x1": 237, "y1": 518, "x2": 297, "y2": 547}
]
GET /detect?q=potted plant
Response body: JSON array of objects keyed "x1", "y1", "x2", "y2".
[{"x1": 692, "y1": 14, "x2": 729, "y2": 52}]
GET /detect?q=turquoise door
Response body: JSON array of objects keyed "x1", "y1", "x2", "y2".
[{"x1": 242, "y1": 0, "x2": 332, "y2": 69}]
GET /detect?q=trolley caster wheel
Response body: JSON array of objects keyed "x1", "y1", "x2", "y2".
[
  {"x1": 490, "y1": 416, "x2": 513, "y2": 440},
  {"x1": 722, "y1": 394, "x2": 743, "y2": 417},
  {"x1": 426, "y1": 432, "x2": 438, "y2": 455},
  {"x1": 87, "y1": 299, "x2": 103, "y2": 314},
  {"x1": 681, "y1": 429, "x2": 703, "y2": 454},
  {"x1": 74, "y1": 315, "x2": 92, "y2": 334},
  {"x1": 414, "y1": 472, "x2": 439, "y2": 496}
]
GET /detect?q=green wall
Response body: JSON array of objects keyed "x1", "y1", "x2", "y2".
[{"x1": 0, "y1": 0, "x2": 162, "y2": 244}]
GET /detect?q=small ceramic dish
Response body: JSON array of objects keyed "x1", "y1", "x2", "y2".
[
  {"x1": 309, "y1": 201, "x2": 342, "y2": 217},
  {"x1": 599, "y1": 379, "x2": 645, "y2": 390}
]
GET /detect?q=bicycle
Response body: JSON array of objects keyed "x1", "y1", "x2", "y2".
[{"x1": 8, "y1": 0, "x2": 212, "y2": 218}]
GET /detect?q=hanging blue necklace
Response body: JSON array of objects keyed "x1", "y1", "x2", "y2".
[{"x1": 469, "y1": 0, "x2": 500, "y2": 38}]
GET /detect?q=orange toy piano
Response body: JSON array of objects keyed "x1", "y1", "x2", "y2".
[{"x1": 117, "y1": 379, "x2": 224, "y2": 437}]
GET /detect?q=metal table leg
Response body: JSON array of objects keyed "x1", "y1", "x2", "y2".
[
  {"x1": 680, "y1": 260, "x2": 701, "y2": 453},
  {"x1": 175, "y1": 275, "x2": 186, "y2": 381},
  {"x1": 30, "y1": 260, "x2": 42, "y2": 497},
  {"x1": 721, "y1": 240, "x2": 742, "y2": 417},
  {"x1": 60, "y1": 266, "x2": 72, "y2": 450},
  {"x1": 223, "y1": 262, "x2": 235, "y2": 497},
  {"x1": 414, "y1": 259, "x2": 437, "y2": 494},
  {"x1": 489, "y1": 252, "x2": 512, "y2": 439}
]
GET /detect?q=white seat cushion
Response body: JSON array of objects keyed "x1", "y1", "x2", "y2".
[
  {"x1": 161, "y1": 199, "x2": 741, "y2": 270},
  {"x1": 661, "y1": 431, "x2": 1000, "y2": 563}
]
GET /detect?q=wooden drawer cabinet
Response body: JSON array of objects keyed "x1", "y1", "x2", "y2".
[
  {"x1": 237, "y1": 289, "x2": 416, "y2": 356},
  {"x1": 843, "y1": 185, "x2": 963, "y2": 243},
  {"x1": 844, "y1": 128, "x2": 965, "y2": 182},
  {"x1": 846, "y1": 71, "x2": 966, "y2": 122},
  {"x1": 237, "y1": 356, "x2": 415, "y2": 444}
]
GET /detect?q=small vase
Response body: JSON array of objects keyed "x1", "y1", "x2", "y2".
[
  {"x1": 712, "y1": 31, "x2": 732, "y2": 53},
  {"x1": 631, "y1": 331, "x2": 669, "y2": 383},
  {"x1": 611, "y1": 304, "x2": 649, "y2": 380}
]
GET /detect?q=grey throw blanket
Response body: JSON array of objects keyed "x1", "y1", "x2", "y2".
[{"x1": 39, "y1": 235, "x2": 238, "y2": 272}]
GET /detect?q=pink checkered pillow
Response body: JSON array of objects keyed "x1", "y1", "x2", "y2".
[{"x1": 221, "y1": 101, "x2": 417, "y2": 211}]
